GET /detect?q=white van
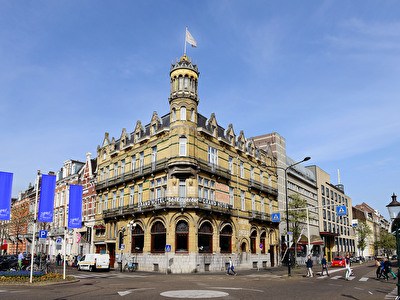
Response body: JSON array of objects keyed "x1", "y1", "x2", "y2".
[{"x1": 77, "y1": 254, "x2": 110, "y2": 272}]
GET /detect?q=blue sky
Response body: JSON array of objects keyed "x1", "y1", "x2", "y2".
[{"x1": 1, "y1": 1, "x2": 399, "y2": 218}]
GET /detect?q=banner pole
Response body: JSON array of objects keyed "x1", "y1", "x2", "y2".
[
  {"x1": 63, "y1": 184, "x2": 69, "y2": 280},
  {"x1": 30, "y1": 170, "x2": 41, "y2": 283}
]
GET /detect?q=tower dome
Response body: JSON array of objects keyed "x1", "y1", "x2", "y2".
[{"x1": 169, "y1": 55, "x2": 199, "y2": 104}]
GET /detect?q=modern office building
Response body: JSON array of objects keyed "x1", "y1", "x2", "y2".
[
  {"x1": 252, "y1": 133, "x2": 320, "y2": 263},
  {"x1": 94, "y1": 54, "x2": 280, "y2": 273},
  {"x1": 306, "y1": 166, "x2": 355, "y2": 260}
]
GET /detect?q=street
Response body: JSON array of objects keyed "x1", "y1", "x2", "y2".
[{"x1": 0, "y1": 262, "x2": 398, "y2": 300}]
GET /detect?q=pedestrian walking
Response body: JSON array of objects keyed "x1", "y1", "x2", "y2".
[
  {"x1": 306, "y1": 255, "x2": 314, "y2": 277},
  {"x1": 321, "y1": 254, "x2": 329, "y2": 276},
  {"x1": 17, "y1": 252, "x2": 24, "y2": 270},
  {"x1": 56, "y1": 253, "x2": 61, "y2": 266},
  {"x1": 227, "y1": 257, "x2": 237, "y2": 276},
  {"x1": 345, "y1": 254, "x2": 351, "y2": 280},
  {"x1": 375, "y1": 258, "x2": 383, "y2": 279},
  {"x1": 382, "y1": 257, "x2": 396, "y2": 280}
]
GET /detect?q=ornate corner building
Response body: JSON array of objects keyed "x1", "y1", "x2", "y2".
[{"x1": 94, "y1": 54, "x2": 280, "y2": 273}]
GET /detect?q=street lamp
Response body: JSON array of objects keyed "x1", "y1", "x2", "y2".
[
  {"x1": 386, "y1": 193, "x2": 400, "y2": 298},
  {"x1": 284, "y1": 156, "x2": 311, "y2": 277}
]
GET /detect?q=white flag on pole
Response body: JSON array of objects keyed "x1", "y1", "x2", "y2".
[{"x1": 185, "y1": 28, "x2": 197, "y2": 47}]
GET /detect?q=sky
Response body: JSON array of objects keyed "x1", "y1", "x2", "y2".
[{"x1": 1, "y1": 1, "x2": 399, "y2": 219}]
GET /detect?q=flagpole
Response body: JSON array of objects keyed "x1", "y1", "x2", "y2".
[
  {"x1": 30, "y1": 170, "x2": 41, "y2": 283},
  {"x1": 184, "y1": 27, "x2": 187, "y2": 56}
]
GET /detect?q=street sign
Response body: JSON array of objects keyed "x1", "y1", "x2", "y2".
[
  {"x1": 165, "y1": 244, "x2": 171, "y2": 252},
  {"x1": 271, "y1": 212, "x2": 281, "y2": 223},
  {"x1": 39, "y1": 230, "x2": 48, "y2": 239},
  {"x1": 56, "y1": 236, "x2": 62, "y2": 244},
  {"x1": 336, "y1": 205, "x2": 347, "y2": 216},
  {"x1": 120, "y1": 244, "x2": 125, "y2": 250}
]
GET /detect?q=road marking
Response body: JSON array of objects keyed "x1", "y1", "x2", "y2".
[
  {"x1": 359, "y1": 277, "x2": 369, "y2": 281},
  {"x1": 160, "y1": 290, "x2": 229, "y2": 298},
  {"x1": 331, "y1": 276, "x2": 342, "y2": 280},
  {"x1": 118, "y1": 288, "x2": 155, "y2": 297},
  {"x1": 211, "y1": 287, "x2": 264, "y2": 293}
]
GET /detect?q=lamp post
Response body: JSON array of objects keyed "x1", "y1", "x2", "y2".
[
  {"x1": 386, "y1": 193, "x2": 400, "y2": 298},
  {"x1": 127, "y1": 220, "x2": 137, "y2": 264},
  {"x1": 284, "y1": 156, "x2": 311, "y2": 277}
]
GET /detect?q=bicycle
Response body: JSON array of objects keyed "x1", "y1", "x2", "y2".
[
  {"x1": 123, "y1": 261, "x2": 137, "y2": 272},
  {"x1": 26, "y1": 261, "x2": 55, "y2": 274}
]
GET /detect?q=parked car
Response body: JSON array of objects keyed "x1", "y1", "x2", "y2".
[
  {"x1": 0, "y1": 255, "x2": 18, "y2": 271},
  {"x1": 350, "y1": 256, "x2": 365, "y2": 263},
  {"x1": 331, "y1": 256, "x2": 346, "y2": 267}
]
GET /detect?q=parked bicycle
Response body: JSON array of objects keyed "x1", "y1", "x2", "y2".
[
  {"x1": 123, "y1": 259, "x2": 137, "y2": 272},
  {"x1": 26, "y1": 261, "x2": 55, "y2": 274}
]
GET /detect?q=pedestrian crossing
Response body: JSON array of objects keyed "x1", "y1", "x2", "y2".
[
  {"x1": 317, "y1": 275, "x2": 369, "y2": 281},
  {"x1": 72, "y1": 272, "x2": 150, "y2": 279}
]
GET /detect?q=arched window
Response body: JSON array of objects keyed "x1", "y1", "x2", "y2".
[
  {"x1": 180, "y1": 106, "x2": 186, "y2": 120},
  {"x1": 131, "y1": 225, "x2": 144, "y2": 253},
  {"x1": 190, "y1": 109, "x2": 195, "y2": 122},
  {"x1": 178, "y1": 76, "x2": 183, "y2": 90},
  {"x1": 250, "y1": 230, "x2": 257, "y2": 254},
  {"x1": 151, "y1": 221, "x2": 166, "y2": 253},
  {"x1": 176, "y1": 220, "x2": 189, "y2": 253},
  {"x1": 198, "y1": 222, "x2": 213, "y2": 253},
  {"x1": 184, "y1": 76, "x2": 189, "y2": 89},
  {"x1": 179, "y1": 137, "x2": 187, "y2": 156},
  {"x1": 260, "y1": 232, "x2": 266, "y2": 254},
  {"x1": 172, "y1": 108, "x2": 176, "y2": 121},
  {"x1": 220, "y1": 225, "x2": 232, "y2": 253}
]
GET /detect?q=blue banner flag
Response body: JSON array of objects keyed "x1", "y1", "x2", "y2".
[
  {"x1": 68, "y1": 184, "x2": 83, "y2": 229},
  {"x1": 38, "y1": 174, "x2": 56, "y2": 222},
  {"x1": 0, "y1": 171, "x2": 13, "y2": 220}
]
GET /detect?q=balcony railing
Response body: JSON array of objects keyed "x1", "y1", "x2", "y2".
[
  {"x1": 97, "y1": 156, "x2": 232, "y2": 191},
  {"x1": 103, "y1": 197, "x2": 233, "y2": 220},
  {"x1": 248, "y1": 179, "x2": 278, "y2": 196},
  {"x1": 96, "y1": 158, "x2": 169, "y2": 191}
]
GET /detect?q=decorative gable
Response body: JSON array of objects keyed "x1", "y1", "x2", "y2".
[
  {"x1": 134, "y1": 120, "x2": 144, "y2": 142},
  {"x1": 225, "y1": 124, "x2": 236, "y2": 146},
  {"x1": 236, "y1": 130, "x2": 246, "y2": 151},
  {"x1": 206, "y1": 113, "x2": 218, "y2": 137},
  {"x1": 150, "y1": 111, "x2": 161, "y2": 135}
]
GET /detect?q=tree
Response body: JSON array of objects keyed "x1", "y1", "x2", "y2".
[
  {"x1": 374, "y1": 230, "x2": 396, "y2": 257},
  {"x1": 355, "y1": 220, "x2": 373, "y2": 257},
  {"x1": 287, "y1": 193, "x2": 307, "y2": 265},
  {"x1": 8, "y1": 200, "x2": 31, "y2": 254}
]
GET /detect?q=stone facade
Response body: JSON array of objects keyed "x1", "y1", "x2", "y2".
[{"x1": 93, "y1": 54, "x2": 280, "y2": 273}]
